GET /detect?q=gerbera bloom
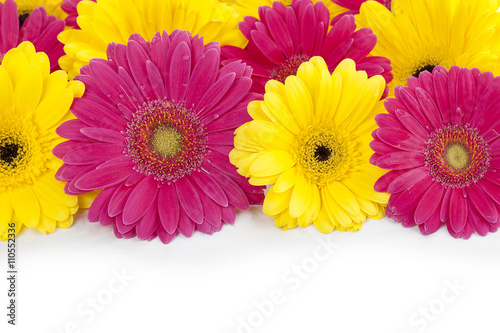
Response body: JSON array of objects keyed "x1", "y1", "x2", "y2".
[
  {"x1": 230, "y1": 57, "x2": 389, "y2": 233},
  {"x1": 220, "y1": 0, "x2": 340, "y2": 21},
  {"x1": 0, "y1": 0, "x2": 66, "y2": 71},
  {"x1": 371, "y1": 66, "x2": 500, "y2": 239},
  {"x1": 61, "y1": 0, "x2": 95, "y2": 28},
  {"x1": 0, "y1": 41, "x2": 86, "y2": 241},
  {"x1": 356, "y1": 0, "x2": 500, "y2": 96},
  {"x1": 55, "y1": 30, "x2": 265, "y2": 243},
  {"x1": 58, "y1": 0, "x2": 247, "y2": 78},
  {"x1": 329, "y1": 0, "x2": 392, "y2": 24},
  {"x1": 221, "y1": 0, "x2": 392, "y2": 94}
]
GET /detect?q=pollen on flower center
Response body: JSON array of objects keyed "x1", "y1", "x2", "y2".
[
  {"x1": 296, "y1": 124, "x2": 356, "y2": 186},
  {"x1": 444, "y1": 142, "x2": 470, "y2": 170},
  {"x1": 126, "y1": 99, "x2": 208, "y2": 183},
  {"x1": 149, "y1": 125, "x2": 183, "y2": 158},
  {"x1": 0, "y1": 141, "x2": 22, "y2": 166},
  {"x1": 279, "y1": 0, "x2": 293, "y2": 6},
  {"x1": 269, "y1": 54, "x2": 311, "y2": 83},
  {"x1": 425, "y1": 124, "x2": 490, "y2": 188}
]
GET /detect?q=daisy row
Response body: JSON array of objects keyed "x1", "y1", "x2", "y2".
[{"x1": 1, "y1": 0, "x2": 500, "y2": 242}]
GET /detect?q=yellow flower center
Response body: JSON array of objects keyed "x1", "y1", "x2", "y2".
[
  {"x1": 14, "y1": 0, "x2": 45, "y2": 15},
  {"x1": 295, "y1": 124, "x2": 357, "y2": 186},
  {"x1": 444, "y1": 142, "x2": 470, "y2": 170},
  {"x1": 149, "y1": 124, "x2": 183, "y2": 159},
  {"x1": 279, "y1": 0, "x2": 292, "y2": 6},
  {"x1": 0, "y1": 115, "x2": 47, "y2": 190}
]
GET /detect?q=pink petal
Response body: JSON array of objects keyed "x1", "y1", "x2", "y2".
[
  {"x1": 79, "y1": 127, "x2": 124, "y2": 144},
  {"x1": 108, "y1": 182, "x2": 134, "y2": 217},
  {"x1": 87, "y1": 187, "x2": 114, "y2": 222},
  {"x1": 377, "y1": 128, "x2": 424, "y2": 152},
  {"x1": 190, "y1": 171, "x2": 228, "y2": 207},
  {"x1": 468, "y1": 201, "x2": 491, "y2": 236},
  {"x1": 449, "y1": 188, "x2": 467, "y2": 233},
  {"x1": 467, "y1": 184, "x2": 498, "y2": 223},
  {"x1": 185, "y1": 48, "x2": 220, "y2": 108},
  {"x1": 204, "y1": 165, "x2": 249, "y2": 211},
  {"x1": 169, "y1": 41, "x2": 191, "y2": 102},
  {"x1": 390, "y1": 177, "x2": 432, "y2": 215},
  {"x1": 122, "y1": 176, "x2": 159, "y2": 225},
  {"x1": 136, "y1": 198, "x2": 160, "y2": 240},
  {"x1": 221, "y1": 205, "x2": 236, "y2": 224},
  {"x1": 376, "y1": 152, "x2": 425, "y2": 170},
  {"x1": 373, "y1": 170, "x2": 406, "y2": 192},
  {"x1": 63, "y1": 143, "x2": 125, "y2": 165},
  {"x1": 158, "y1": 184, "x2": 180, "y2": 235},
  {"x1": 175, "y1": 177, "x2": 203, "y2": 224},
  {"x1": 177, "y1": 207, "x2": 195, "y2": 237},
  {"x1": 75, "y1": 158, "x2": 134, "y2": 191},
  {"x1": 157, "y1": 227, "x2": 177, "y2": 244},
  {"x1": 265, "y1": 9, "x2": 294, "y2": 57},
  {"x1": 414, "y1": 182, "x2": 445, "y2": 224},
  {"x1": 387, "y1": 167, "x2": 429, "y2": 193}
]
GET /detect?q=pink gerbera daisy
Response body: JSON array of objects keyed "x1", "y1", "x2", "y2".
[
  {"x1": 61, "y1": 0, "x2": 95, "y2": 28},
  {"x1": 221, "y1": 0, "x2": 392, "y2": 94},
  {"x1": 0, "y1": 0, "x2": 65, "y2": 71},
  {"x1": 54, "y1": 30, "x2": 265, "y2": 243},
  {"x1": 371, "y1": 66, "x2": 500, "y2": 239},
  {"x1": 330, "y1": 0, "x2": 392, "y2": 24}
]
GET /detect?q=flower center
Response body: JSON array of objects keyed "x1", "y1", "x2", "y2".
[
  {"x1": 269, "y1": 54, "x2": 311, "y2": 83},
  {"x1": 425, "y1": 124, "x2": 490, "y2": 188},
  {"x1": 126, "y1": 99, "x2": 208, "y2": 183},
  {"x1": 18, "y1": 13, "x2": 30, "y2": 27},
  {"x1": 296, "y1": 124, "x2": 356, "y2": 186},
  {"x1": 0, "y1": 141, "x2": 22, "y2": 167},
  {"x1": 149, "y1": 125, "x2": 183, "y2": 158},
  {"x1": 412, "y1": 64, "x2": 437, "y2": 78}
]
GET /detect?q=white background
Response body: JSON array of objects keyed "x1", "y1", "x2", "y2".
[{"x1": 1, "y1": 207, "x2": 499, "y2": 333}]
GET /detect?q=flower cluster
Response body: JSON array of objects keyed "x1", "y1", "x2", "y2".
[{"x1": 1, "y1": 0, "x2": 500, "y2": 242}]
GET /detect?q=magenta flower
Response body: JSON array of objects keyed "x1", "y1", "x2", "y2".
[
  {"x1": 371, "y1": 66, "x2": 500, "y2": 239},
  {"x1": 0, "y1": 0, "x2": 65, "y2": 71},
  {"x1": 331, "y1": 0, "x2": 392, "y2": 24},
  {"x1": 55, "y1": 30, "x2": 265, "y2": 243},
  {"x1": 61, "y1": 0, "x2": 96, "y2": 28},
  {"x1": 221, "y1": 0, "x2": 392, "y2": 94}
]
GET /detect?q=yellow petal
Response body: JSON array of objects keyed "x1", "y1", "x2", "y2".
[
  {"x1": 11, "y1": 186, "x2": 40, "y2": 228},
  {"x1": 36, "y1": 172, "x2": 78, "y2": 207},
  {"x1": 263, "y1": 185, "x2": 292, "y2": 217},
  {"x1": 296, "y1": 61, "x2": 320, "y2": 111},
  {"x1": 14, "y1": 64, "x2": 43, "y2": 115},
  {"x1": 326, "y1": 181, "x2": 361, "y2": 216},
  {"x1": 298, "y1": 183, "x2": 320, "y2": 228},
  {"x1": 280, "y1": 209, "x2": 299, "y2": 231},
  {"x1": 247, "y1": 100, "x2": 271, "y2": 121},
  {"x1": 334, "y1": 70, "x2": 368, "y2": 125},
  {"x1": 33, "y1": 89, "x2": 74, "y2": 130},
  {"x1": 274, "y1": 167, "x2": 298, "y2": 193},
  {"x1": 57, "y1": 215, "x2": 74, "y2": 229},
  {"x1": 78, "y1": 191, "x2": 99, "y2": 210},
  {"x1": 313, "y1": 203, "x2": 335, "y2": 234},
  {"x1": 284, "y1": 75, "x2": 314, "y2": 127},
  {"x1": 0, "y1": 191, "x2": 13, "y2": 236},
  {"x1": 0, "y1": 67, "x2": 13, "y2": 113},
  {"x1": 2, "y1": 49, "x2": 29, "y2": 89},
  {"x1": 246, "y1": 120, "x2": 295, "y2": 150},
  {"x1": 263, "y1": 92, "x2": 301, "y2": 134},
  {"x1": 249, "y1": 150, "x2": 295, "y2": 177},
  {"x1": 289, "y1": 173, "x2": 312, "y2": 218}
]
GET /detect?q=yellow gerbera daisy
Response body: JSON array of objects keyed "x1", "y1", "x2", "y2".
[
  {"x1": 58, "y1": 0, "x2": 247, "y2": 78},
  {"x1": 0, "y1": 41, "x2": 89, "y2": 240},
  {"x1": 0, "y1": 0, "x2": 66, "y2": 19},
  {"x1": 221, "y1": 0, "x2": 341, "y2": 21},
  {"x1": 356, "y1": 0, "x2": 500, "y2": 96},
  {"x1": 230, "y1": 57, "x2": 389, "y2": 233}
]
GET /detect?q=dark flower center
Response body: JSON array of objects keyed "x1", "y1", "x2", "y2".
[
  {"x1": 314, "y1": 145, "x2": 332, "y2": 162},
  {"x1": 412, "y1": 64, "x2": 437, "y2": 78},
  {"x1": 0, "y1": 141, "x2": 20, "y2": 166},
  {"x1": 18, "y1": 13, "x2": 30, "y2": 27}
]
